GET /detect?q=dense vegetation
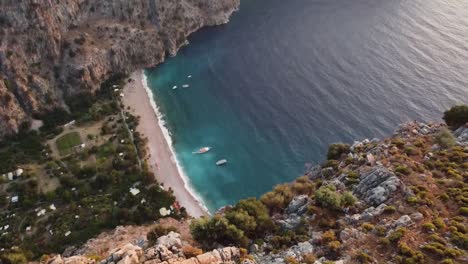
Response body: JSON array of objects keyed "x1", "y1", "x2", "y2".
[{"x1": 0, "y1": 76, "x2": 184, "y2": 262}]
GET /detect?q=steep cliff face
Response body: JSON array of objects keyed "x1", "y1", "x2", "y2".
[{"x1": 0, "y1": 0, "x2": 240, "y2": 138}]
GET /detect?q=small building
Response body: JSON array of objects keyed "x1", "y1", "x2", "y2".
[
  {"x1": 11, "y1": 196, "x2": 18, "y2": 203},
  {"x1": 49, "y1": 204, "x2": 56, "y2": 211},
  {"x1": 37, "y1": 209, "x2": 46, "y2": 217},
  {"x1": 63, "y1": 120, "x2": 76, "y2": 128},
  {"x1": 15, "y1": 169, "x2": 24, "y2": 177},
  {"x1": 129, "y1": 187, "x2": 140, "y2": 196},
  {"x1": 7, "y1": 172, "x2": 13, "y2": 181},
  {"x1": 65, "y1": 231, "x2": 71, "y2": 237},
  {"x1": 159, "y1": 207, "x2": 170, "y2": 216}
]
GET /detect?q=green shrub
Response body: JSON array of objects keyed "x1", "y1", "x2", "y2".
[
  {"x1": 327, "y1": 240, "x2": 341, "y2": 252},
  {"x1": 383, "y1": 205, "x2": 397, "y2": 214},
  {"x1": 388, "y1": 227, "x2": 407, "y2": 243},
  {"x1": 321, "y1": 230, "x2": 336, "y2": 243},
  {"x1": 428, "y1": 234, "x2": 446, "y2": 245},
  {"x1": 260, "y1": 184, "x2": 294, "y2": 213},
  {"x1": 315, "y1": 185, "x2": 341, "y2": 210},
  {"x1": 422, "y1": 222, "x2": 436, "y2": 232},
  {"x1": 355, "y1": 252, "x2": 373, "y2": 263},
  {"x1": 398, "y1": 242, "x2": 425, "y2": 263},
  {"x1": 395, "y1": 164, "x2": 411, "y2": 175},
  {"x1": 302, "y1": 253, "x2": 316, "y2": 264},
  {"x1": 323, "y1": 159, "x2": 340, "y2": 170},
  {"x1": 439, "y1": 259, "x2": 454, "y2": 264},
  {"x1": 393, "y1": 138, "x2": 406, "y2": 148},
  {"x1": 404, "y1": 146, "x2": 417, "y2": 155},
  {"x1": 421, "y1": 242, "x2": 463, "y2": 258},
  {"x1": 225, "y1": 198, "x2": 274, "y2": 238},
  {"x1": 361, "y1": 222, "x2": 374, "y2": 232},
  {"x1": 190, "y1": 216, "x2": 248, "y2": 248},
  {"x1": 375, "y1": 225, "x2": 387, "y2": 237},
  {"x1": 341, "y1": 191, "x2": 357, "y2": 207},
  {"x1": 443, "y1": 105, "x2": 468, "y2": 128},
  {"x1": 406, "y1": 196, "x2": 420, "y2": 204},
  {"x1": 450, "y1": 231, "x2": 468, "y2": 249},
  {"x1": 327, "y1": 143, "x2": 351, "y2": 160},
  {"x1": 433, "y1": 218, "x2": 446, "y2": 230},
  {"x1": 284, "y1": 256, "x2": 299, "y2": 264},
  {"x1": 379, "y1": 237, "x2": 390, "y2": 245},
  {"x1": 434, "y1": 128, "x2": 456, "y2": 149},
  {"x1": 459, "y1": 207, "x2": 468, "y2": 216},
  {"x1": 0, "y1": 252, "x2": 28, "y2": 264}
]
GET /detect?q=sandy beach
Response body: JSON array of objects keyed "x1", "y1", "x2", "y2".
[{"x1": 123, "y1": 70, "x2": 208, "y2": 218}]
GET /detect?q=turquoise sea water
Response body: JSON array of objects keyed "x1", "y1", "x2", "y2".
[{"x1": 145, "y1": 0, "x2": 468, "y2": 212}]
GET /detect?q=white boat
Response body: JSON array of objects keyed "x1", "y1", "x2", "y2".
[
  {"x1": 216, "y1": 159, "x2": 228, "y2": 166},
  {"x1": 182, "y1": 84, "x2": 190, "y2": 88},
  {"x1": 172, "y1": 85, "x2": 178, "y2": 90},
  {"x1": 188, "y1": 75, "x2": 192, "y2": 78},
  {"x1": 193, "y1": 147, "x2": 211, "y2": 154}
]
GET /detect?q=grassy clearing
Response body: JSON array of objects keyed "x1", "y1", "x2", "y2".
[{"x1": 56, "y1": 132, "x2": 82, "y2": 156}]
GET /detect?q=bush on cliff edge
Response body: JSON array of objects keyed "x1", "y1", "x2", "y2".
[{"x1": 443, "y1": 105, "x2": 468, "y2": 128}]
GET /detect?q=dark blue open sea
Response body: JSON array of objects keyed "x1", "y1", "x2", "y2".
[{"x1": 145, "y1": 0, "x2": 468, "y2": 212}]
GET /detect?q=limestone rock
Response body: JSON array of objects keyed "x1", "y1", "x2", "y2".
[
  {"x1": 285, "y1": 195, "x2": 310, "y2": 215},
  {"x1": 410, "y1": 212, "x2": 424, "y2": 221},
  {"x1": 276, "y1": 214, "x2": 302, "y2": 230},
  {"x1": 353, "y1": 166, "x2": 400, "y2": 206},
  {"x1": 156, "y1": 232, "x2": 182, "y2": 251},
  {"x1": 454, "y1": 125, "x2": 468, "y2": 146}
]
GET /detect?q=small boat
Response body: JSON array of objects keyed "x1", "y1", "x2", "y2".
[
  {"x1": 172, "y1": 85, "x2": 178, "y2": 90},
  {"x1": 193, "y1": 147, "x2": 211, "y2": 154},
  {"x1": 182, "y1": 84, "x2": 190, "y2": 88},
  {"x1": 216, "y1": 159, "x2": 228, "y2": 166},
  {"x1": 188, "y1": 75, "x2": 192, "y2": 78}
]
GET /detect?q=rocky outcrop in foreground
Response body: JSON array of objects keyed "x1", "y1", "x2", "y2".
[
  {"x1": 0, "y1": 0, "x2": 240, "y2": 138},
  {"x1": 46, "y1": 231, "x2": 240, "y2": 264}
]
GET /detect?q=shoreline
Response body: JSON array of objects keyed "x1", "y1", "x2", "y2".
[{"x1": 123, "y1": 70, "x2": 209, "y2": 218}]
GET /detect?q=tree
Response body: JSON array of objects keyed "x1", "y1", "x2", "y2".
[
  {"x1": 260, "y1": 184, "x2": 294, "y2": 213},
  {"x1": 190, "y1": 216, "x2": 248, "y2": 248},
  {"x1": 327, "y1": 143, "x2": 351, "y2": 160},
  {"x1": 226, "y1": 198, "x2": 274, "y2": 238},
  {"x1": 443, "y1": 105, "x2": 468, "y2": 128}
]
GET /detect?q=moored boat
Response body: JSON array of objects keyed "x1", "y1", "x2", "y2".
[
  {"x1": 193, "y1": 147, "x2": 211, "y2": 154},
  {"x1": 216, "y1": 159, "x2": 228, "y2": 166}
]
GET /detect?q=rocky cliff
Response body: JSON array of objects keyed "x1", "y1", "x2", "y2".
[{"x1": 0, "y1": 0, "x2": 240, "y2": 138}]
